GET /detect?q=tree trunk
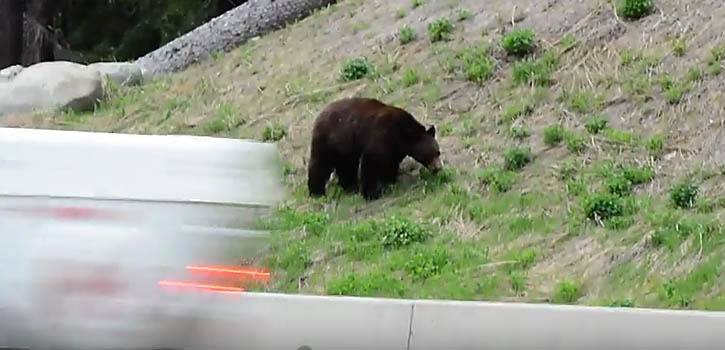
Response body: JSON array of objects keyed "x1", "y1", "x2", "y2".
[
  {"x1": 0, "y1": 0, "x2": 25, "y2": 69},
  {"x1": 22, "y1": 0, "x2": 62, "y2": 64},
  {"x1": 135, "y1": 0, "x2": 338, "y2": 76}
]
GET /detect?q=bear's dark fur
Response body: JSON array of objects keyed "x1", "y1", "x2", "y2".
[{"x1": 307, "y1": 97, "x2": 442, "y2": 200}]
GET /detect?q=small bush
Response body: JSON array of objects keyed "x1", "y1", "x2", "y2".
[
  {"x1": 380, "y1": 216, "x2": 430, "y2": 249},
  {"x1": 509, "y1": 271, "x2": 527, "y2": 294},
  {"x1": 605, "y1": 174, "x2": 633, "y2": 197},
  {"x1": 503, "y1": 147, "x2": 533, "y2": 171},
  {"x1": 512, "y1": 249, "x2": 537, "y2": 270},
  {"x1": 420, "y1": 167, "x2": 455, "y2": 191},
  {"x1": 585, "y1": 115, "x2": 609, "y2": 134},
  {"x1": 608, "y1": 298, "x2": 636, "y2": 308},
  {"x1": 340, "y1": 57, "x2": 374, "y2": 81},
  {"x1": 401, "y1": 68, "x2": 421, "y2": 87},
  {"x1": 457, "y1": 45, "x2": 495, "y2": 84},
  {"x1": 262, "y1": 123, "x2": 287, "y2": 142},
  {"x1": 583, "y1": 193, "x2": 625, "y2": 221},
  {"x1": 686, "y1": 67, "x2": 703, "y2": 83},
  {"x1": 427, "y1": 18, "x2": 454, "y2": 42},
  {"x1": 543, "y1": 124, "x2": 565, "y2": 146},
  {"x1": 669, "y1": 181, "x2": 699, "y2": 209},
  {"x1": 552, "y1": 280, "x2": 582, "y2": 304},
  {"x1": 502, "y1": 29, "x2": 537, "y2": 57},
  {"x1": 478, "y1": 167, "x2": 517, "y2": 193},
  {"x1": 399, "y1": 25, "x2": 416, "y2": 45},
  {"x1": 411, "y1": 0, "x2": 424, "y2": 8},
  {"x1": 404, "y1": 247, "x2": 449, "y2": 281},
  {"x1": 618, "y1": 0, "x2": 654, "y2": 20},
  {"x1": 621, "y1": 165, "x2": 655, "y2": 185}
]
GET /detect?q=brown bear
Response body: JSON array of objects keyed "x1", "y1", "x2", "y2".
[{"x1": 307, "y1": 97, "x2": 443, "y2": 200}]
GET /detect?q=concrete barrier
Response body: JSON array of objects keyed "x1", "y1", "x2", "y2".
[{"x1": 190, "y1": 292, "x2": 725, "y2": 350}]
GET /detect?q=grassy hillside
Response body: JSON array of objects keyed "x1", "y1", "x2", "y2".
[{"x1": 5, "y1": 0, "x2": 725, "y2": 310}]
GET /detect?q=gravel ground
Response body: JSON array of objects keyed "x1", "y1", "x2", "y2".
[{"x1": 134, "y1": 0, "x2": 338, "y2": 77}]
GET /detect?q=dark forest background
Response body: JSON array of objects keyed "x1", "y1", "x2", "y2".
[{"x1": 0, "y1": 0, "x2": 248, "y2": 69}]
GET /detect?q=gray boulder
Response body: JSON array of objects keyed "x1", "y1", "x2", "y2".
[
  {"x1": 0, "y1": 61, "x2": 103, "y2": 116},
  {"x1": 88, "y1": 62, "x2": 144, "y2": 87}
]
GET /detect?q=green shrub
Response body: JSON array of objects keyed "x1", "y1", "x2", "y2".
[
  {"x1": 399, "y1": 25, "x2": 416, "y2": 45},
  {"x1": 585, "y1": 115, "x2": 609, "y2": 134},
  {"x1": 672, "y1": 37, "x2": 687, "y2": 57},
  {"x1": 543, "y1": 124, "x2": 565, "y2": 146},
  {"x1": 618, "y1": 0, "x2": 654, "y2": 20},
  {"x1": 340, "y1": 57, "x2": 374, "y2": 81},
  {"x1": 502, "y1": 29, "x2": 537, "y2": 57},
  {"x1": 552, "y1": 280, "x2": 582, "y2": 304},
  {"x1": 583, "y1": 193, "x2": 625, "y2": 221},
  {"x1": 605, "y1": 175, "x2": 633, "y2": 197},
  {"x1": 456, "y1": 8, "x2": 473, "y2": 21},
  {"x1": 380, "y1": 216, "x2": 430, "y2": 249},
  {"x1": 669, "y1": 181, "x2": 699, "y2": 209},
  {"x1": 457, "y1": 45, "x2": 495, "y2": 84},
  {"x1": 503, "y1": 147, "x2": 533, "y2": 171},
  {"x1": 327, "y1": 271, "x2": 406, "y2": 297},
  {"x1": 427, "y1": 18, "x2": 454, "y2": 42}
]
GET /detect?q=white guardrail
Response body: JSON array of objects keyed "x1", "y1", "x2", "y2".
[{"x1": 193, "y1": 292, "x2": 725, "y2": 350}]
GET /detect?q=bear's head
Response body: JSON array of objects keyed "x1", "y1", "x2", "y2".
[{"x1": 410, "y1": 125, "x2": 443, "y2": 173}]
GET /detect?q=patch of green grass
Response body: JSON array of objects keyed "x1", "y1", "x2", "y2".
[
  {"x1": 404, "y1": 247, "x2": 450, "y2": 281},
  {"x1": 670, "y1": 181, "x2": 699, "y2": 209},
  {"x1": 659, "y1": 75, "x2": 690, "y2": 105},
  {"x1": 608, "y1": 298, "x2": 636, "y2": 308},
  {"x1": 399, "y1": 25, "x2": 417, "y2": 45},
  {"x1": 552, "y1": 280, "x2": 582, "y2": 304},
  {"x1": 477, "y1": 167, "x2": 517, "y2": 193},
  {"x1": 706, "y1": 45, "x2": 724, "y2": 75},
  {"x1": 686, "y1": 67, "x2": 703, "y2": 83},
  {"x1": 603, "y1": 128, "x2": 637, "y2": 146},
  {"x1": 618, "y1": 0, "x2": 654, "y2": 20},
  {"x1": 503, "y1": 147, "x2": 533, "y2": 171},
  {"x1": 428, "y1": 18, "x2": 454, "y2": 42},
  {"x1": 509, "y1": 271, "x2": 527, "y2": 294},
  {"x1": 327, "y1": 270, "x2": 407, "y2": 297},
  {"x1": 672, "y1": 37, "x2": 687, "y2": 57},
  {"x1": 564, "y1": 132, "x2": 588, "y2": 154},
  {"x1": 501, "y1": 99, "x2": 534, "y2": 122},
  {"x1": 660, "y1": 255, "x2": 721, "y2": 308},
  {"x1": 456, "y1": 8, "x2": 473, "y2": 21},
  {"x1": 508, "y1": 126, "x2": 531, "y2": 140},
  {"x1": 511, "y1": 248, "x2": 538, "y2": 270},
  {"x1": 396, "y1": 8, "x2": 407, "y2": 18},
  {"x1": 340, "y1": 57, "x2": 374, "y2": 81},
  {"x1": 566, "y1": 90, "x2": 601, "y2": 114},
  {"x1": 512, "y1": 51, "x2": 558, "y2": 86},
  {"x1": 502, "y1": 29, "x2": 537, "y2": 57},
  {"x1": 457, "y1": 44, "x2": 495, "y2": 84},
  {"x1": 420, "y1": 167, "x2": 455, "y2": 191},
  {"x1": 261, "y1": 122, "x2": 287, "y2": 142},
  {"x1": 380, "y1": 216, "x2": 431, "y2": 249},
  {"x1": 585, "y1": 115, "x2": 609, "y2": 134},
  {"x1": 411, "y1": 0, "x2": 424, "y2": 8},
  {"x1": 605, "y1": 174, "x2": 633, "y2": 197},
  {"x1": 401, "y1": 67, "x2": 421, "y2": 87},
  {"x1": 543, "y1": 124, "x2": 565, "y2": 146},
  {"x1": 645, "y1": 134, "x2": 666, "y2": 159}
]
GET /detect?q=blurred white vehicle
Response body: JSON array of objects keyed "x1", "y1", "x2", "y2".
[{"x1": 0, "y1": 127, "x2": 285, "y2": 350}]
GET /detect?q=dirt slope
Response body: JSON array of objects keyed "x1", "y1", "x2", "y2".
[{"x1": 5, "y1": 0, "x2": 725, "y2": 310}]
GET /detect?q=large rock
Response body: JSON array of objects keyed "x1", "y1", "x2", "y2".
[
  {"x1": 0, "y1": 61, "x2": 103, "y2": 116},
  {"x1": 88, "y1": 62, "x2": 144, "y2": 87}
]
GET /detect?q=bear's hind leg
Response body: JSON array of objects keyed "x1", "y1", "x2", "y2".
[
  {"x1": 359, "y1": 153, "x2": 383, "y2": 200},
  {"x1": 307, "y1": 157, "x2": 334, "y2": 197},
  {"x1": 334, "y1": 157, "x2": 360, "y2": 193}
]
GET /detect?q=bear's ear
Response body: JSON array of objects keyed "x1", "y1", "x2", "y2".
[{"x1": 426, "y1": 125, "x2": 436, "y2": 137}]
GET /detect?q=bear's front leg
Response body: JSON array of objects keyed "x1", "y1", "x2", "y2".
[{"x1": 360, "y1": 153, "x2": 383, "y2": 200}]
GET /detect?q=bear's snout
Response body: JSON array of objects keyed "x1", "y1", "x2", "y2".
[{"x1": 427, "y1": 156, "x2": 443, "y2": 172}]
